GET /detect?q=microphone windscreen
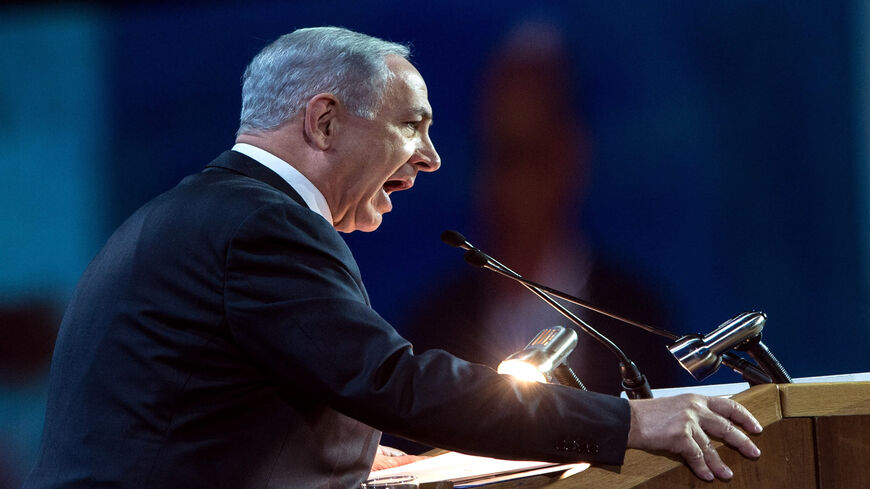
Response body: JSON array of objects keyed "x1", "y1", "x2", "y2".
[
  {"x1": 463, "y1": 249, "x2": 489, "y2": 268},
  {"x1": 441, "y1": 230, "x2": 468, "y2": 248}
]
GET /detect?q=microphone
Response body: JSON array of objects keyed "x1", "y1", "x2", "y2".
[
  {"x1": 440, "y1": 230, "x2": 471, "y2": 249},
  {"x1": 444, "y1": 230, "x2": 775, "y2": 386},
  {"x1": 669, "y1": 312, "x2": 791, "y2": 383},
  {"x1": 443, "y1": 230, "x2": 653, "y2": 399},
  {"x1": 442, "y1": 230, "x2": 515, "y2": 276},
  {"x1": 668, "y1": 312, "x2": 766, "y2": 381}
]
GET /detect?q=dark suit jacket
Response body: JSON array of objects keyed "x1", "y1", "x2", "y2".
[{"x1": 25, "y1": 151, "x2": 631, "y2": 489}]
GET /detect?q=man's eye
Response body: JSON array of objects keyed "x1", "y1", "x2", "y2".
[{"x1": 405, "y1": 121, "x2": 421, "y2": 131}]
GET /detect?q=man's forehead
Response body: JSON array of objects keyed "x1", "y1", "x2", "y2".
[{"x1": 384, "y1": 59, "x2": 433, "y2": 119}]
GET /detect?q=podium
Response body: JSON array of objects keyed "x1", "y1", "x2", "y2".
[{"x1": 429, "y1": 380, "x2": 870, "y2": 489}]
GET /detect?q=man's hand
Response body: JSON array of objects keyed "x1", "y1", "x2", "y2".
[
  {"x1": 627, "y1": 394, "x2": 763, "y2": 481},
  {"x1": 370, "y1": 445, "x2": 428, "y2": 472}
]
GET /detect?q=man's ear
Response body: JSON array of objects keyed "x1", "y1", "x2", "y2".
[{"x1": 303, "y1": 93, "x2": 340, "y2": 150}]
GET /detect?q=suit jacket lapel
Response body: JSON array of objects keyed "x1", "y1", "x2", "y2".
[
  {"x1": 206, "y1": 150, "x2": 308, "y2": 209},
  {"x1": 207, "y1": 151, "x2": 372, "y2": 306}
]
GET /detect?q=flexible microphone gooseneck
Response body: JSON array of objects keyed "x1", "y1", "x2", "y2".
[
  {"x1": 734, "y1": 334, "x2": 792, "y2": 383},
  {"x1": 441, "y1": 230, "x2": 653, "y2": 399}
]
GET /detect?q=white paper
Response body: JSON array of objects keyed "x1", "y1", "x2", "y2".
[{"x1": 369, "y1": 451, "x2": 560, "y2": 485}]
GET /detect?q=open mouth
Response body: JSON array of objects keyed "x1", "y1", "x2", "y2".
[{"x1": 383, "y1": 179, "x2": 412, "y2": 194}]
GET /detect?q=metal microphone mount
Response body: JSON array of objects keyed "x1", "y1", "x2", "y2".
[{"x1": 668, "y1": 311, "x2": 791, "y2": 383}]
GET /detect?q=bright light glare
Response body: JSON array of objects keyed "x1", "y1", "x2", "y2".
[{"x1": 497, "y1": 359, "x2": 547, "y2": 383}]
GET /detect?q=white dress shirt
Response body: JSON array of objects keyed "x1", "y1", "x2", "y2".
[{"x1": 231, "y1": 143, "x2": 333, "y2": 224}]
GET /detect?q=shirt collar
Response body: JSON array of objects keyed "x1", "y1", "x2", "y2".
[{"x1": 231, "y1": 143, "x2": 333, "y2": 225}]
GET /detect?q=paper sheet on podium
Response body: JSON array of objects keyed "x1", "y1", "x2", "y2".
[{"x1": 368, "y1": 451, "x2": 588, "y2": 487}]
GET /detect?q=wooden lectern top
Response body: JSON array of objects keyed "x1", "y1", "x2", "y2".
[
  {"x1": 463, "y1": 380, "x2": 870, "y2": 489},
  {"x1": 778, "y1": 381, "x2": 870, "y2": 417}
]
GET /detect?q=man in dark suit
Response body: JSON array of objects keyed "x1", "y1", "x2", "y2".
[{"x1": 25, "y1": 27, "x2": 762, "y2": 488}]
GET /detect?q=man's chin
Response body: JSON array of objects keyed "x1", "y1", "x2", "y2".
[{"x1": 335, "y1": 212, "x2": 384, "y2": 233}]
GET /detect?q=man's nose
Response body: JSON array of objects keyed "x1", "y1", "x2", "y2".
[{"x1": 415, "y1": 138, "x2": 441, "y2": 172}]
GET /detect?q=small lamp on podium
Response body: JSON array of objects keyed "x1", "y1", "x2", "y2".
[{"x1": 497, "y1": 326, "x2": 587, "y2": 390}]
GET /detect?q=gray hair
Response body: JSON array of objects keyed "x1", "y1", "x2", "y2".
[{"x1": 237, "y1": 27, "x2": 411, "y2": 135}]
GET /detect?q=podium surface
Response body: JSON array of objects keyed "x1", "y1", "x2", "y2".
[{"x1": 451, "y1": 379, "x2": 870, "y2": 489}]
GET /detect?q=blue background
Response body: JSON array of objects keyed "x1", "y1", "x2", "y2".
[{"x1": 1, "y1": 1, "x2": 868, "y2": 484}]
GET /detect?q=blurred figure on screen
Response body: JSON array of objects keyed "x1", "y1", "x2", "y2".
[{"x1": 405, "y1": 21, "x2": 690, "y2": 395}]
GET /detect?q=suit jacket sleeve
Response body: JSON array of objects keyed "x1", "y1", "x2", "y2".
[{"x1": 223, "y1": 202, "x2": 631, "y2": 465}]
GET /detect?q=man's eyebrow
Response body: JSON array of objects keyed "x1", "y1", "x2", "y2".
[{"x1": 411, "y1": 106, "x2": 433, "y2": 120}]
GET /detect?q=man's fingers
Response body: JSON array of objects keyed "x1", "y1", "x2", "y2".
[
  {"x1": 709, "y1": 396, "x2": 763, "y2": 434},
  {"x1": 703, "y1": 399, "x2": 762, "y2": 458},
  {"x1": 628, "y1": 394, "x2": 763, "y2": 483},
  {"x1": 680, "y1": 433, "x2": 714, "y2": 482},
  {"x1": 684, "y1": 396, "x2": 760, "y2": 480},
  {"x1": 692, "y1": 426, "x2": 733, "y2": 481},
  {"x1": 702, "y1": 415, "x2": 762, "y2": 459}
]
